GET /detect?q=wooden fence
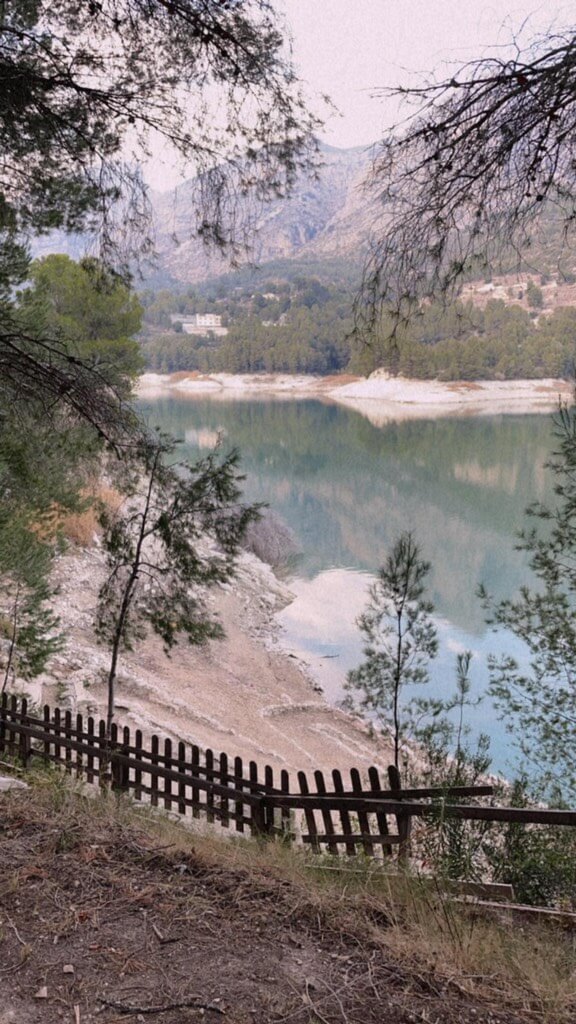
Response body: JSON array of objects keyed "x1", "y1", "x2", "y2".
[
  {"x1": 2, "y1": 694, "x2": 576, "y2": 864},
  {"x1": 0, "y1": 694, "x2": 288, "y2": 836}
]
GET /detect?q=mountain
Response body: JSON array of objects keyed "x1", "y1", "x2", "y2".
[
  {"x1": 149, "y1": 143, "x2": 375, "y2": 284},
  {"x1": 30, "y1": 143, "x2": 576, "y2": 294}
]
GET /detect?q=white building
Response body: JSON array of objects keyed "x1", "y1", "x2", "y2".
[
  {"x1": 169, "y1": 313, "x2": 228, "y2": 336},
  {"x1": 195, "y1": 313, "x2": 222, "y2": 328}
]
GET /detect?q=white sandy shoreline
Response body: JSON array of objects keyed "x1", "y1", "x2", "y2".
[{"x1": 137, "y1": 371, "x2": 573, "y2": 421}]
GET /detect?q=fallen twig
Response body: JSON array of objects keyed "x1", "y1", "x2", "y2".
[
  {"x1": 6, "y1": 916, "x2": 26, "y2": 946},
  {"x1": 0, "y1": 960, "x2": 27, "y2": 975},
  {"x1": 150, "y1": 922, "x2": 178, "y2": 945},
  {"x1": 97, "y1": 997, "x2": 225, "y2": 1016}
]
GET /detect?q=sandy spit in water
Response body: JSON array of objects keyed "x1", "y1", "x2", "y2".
[{"x1": 137, "y1": 371, "x2": 573, "y2": 421}]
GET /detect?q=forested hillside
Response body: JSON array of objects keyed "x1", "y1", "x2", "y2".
[
  {"x1": 33, "y1": 139, "x2": 576, "y2": 382},
  {"x1": 140, "y1": 271, "x2": 355, "y2": 374},
  {"x1": 139, "y1": 271, "x2": 576, "y2": 379}
]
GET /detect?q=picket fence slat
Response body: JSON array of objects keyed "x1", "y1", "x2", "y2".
[
  {"x1": 369, "y1": 766, "x2": 393, "y2": 858},
  {"x1": 177, "y1": 741, "x2": 187, "y2": 816},
  {"x1": 280, "y1": 768, "x2": 291, "y2": 837},
  {"x1": 332, "y1": 769, "x2": 356, "y2": 856},
  {"x1": 234, "y1": 755, "x2": 244, "y2": 833},
  {"x1": 191, "y1": 745, "x2": 200, "y2": 818},
  {"x1": 150, "y1": 735, "x2": 159, "y2": 807},
  {"x1": 314, "y1": 769, "x2": 338, "y2": 855},
  {"x1": 298, "y1": 770, "x2": 320, "y2": 853},
  {"x1": 206, "y1": 749, "x2": 215, "y2": 823},
  {"x1": 220, "y1": 752, "x2": 229, "y2": 826},
  {"x1": 350, "y1": 767, "x2": 374, "y2": 857}
]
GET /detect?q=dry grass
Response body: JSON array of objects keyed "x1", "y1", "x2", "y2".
[
  {"x1": 58, "y1": 484, "x2": 123, "y2": 547},
  {"x1": 1, "y1": 768, "x2": 574, "y2": 1024},
  {"x1": 200, "y1": 840, "x2": 576, "y2": 1022}
]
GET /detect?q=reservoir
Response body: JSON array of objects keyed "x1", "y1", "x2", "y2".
[{"x1": 139, "y1": 394, "x2": 558, "y2": 776}]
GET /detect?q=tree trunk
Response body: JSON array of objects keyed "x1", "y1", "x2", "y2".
[
  {"x1": 393, "y1": 609, "x2": 403, "y2": 770},
  {"x1": 1, "y1": 584, "x2": 20, "y2": 696}
]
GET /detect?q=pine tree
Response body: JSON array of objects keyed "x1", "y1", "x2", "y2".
[
  {"x1": 481, "y1": 404, "x2": 576, "y2": 793},
  {"x1": 95, "y1": 434, "x2": 258, "y2": 736},
  {"x1": 345, "y1": 532, "x2": 438, "y2": 769}
]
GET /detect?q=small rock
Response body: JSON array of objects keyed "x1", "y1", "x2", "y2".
[
  {"x1": 63, "y1": 964, "x2": 75, "y2": 975},
  {"x1": 34, "y1": 987, "x2": 48, "y2": 999},
  {"x1": 0, "y1": 776, "x2": 27, "y2": 791}
]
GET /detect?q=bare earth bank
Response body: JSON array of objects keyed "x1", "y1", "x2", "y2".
[{"x1": 29, "y1": 546, "x2": 392, "y2": 777}]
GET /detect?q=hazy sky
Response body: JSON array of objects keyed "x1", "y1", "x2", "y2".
[
  {"x1": 145, "y1": 1, "x2": 572, "y2": 187},
  {"x1": 277, "y1": 1, "x2": 573, "y2": 149}
]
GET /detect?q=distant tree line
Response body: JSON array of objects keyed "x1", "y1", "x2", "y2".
[
  {"x1": 139, "y1": 276, "x2": 354, "y2": 375},
  {"x1": 139, "y1": 278, "x2": 576, "y2": 380},
  {"x1": 349, "y1": 299, "x2": 576, "y2": 380}
]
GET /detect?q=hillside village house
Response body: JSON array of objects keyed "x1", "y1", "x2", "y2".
[{"x1": 170, "y1": 313, "x2": 228, "y2": 336}]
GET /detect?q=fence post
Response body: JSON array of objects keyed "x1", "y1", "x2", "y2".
[
  {"x1": 18, "y1": 697, "x2": 31, "y2": 766},
  {"x1": 251, "y1": 794, "x2": 268, "y2": 837}
]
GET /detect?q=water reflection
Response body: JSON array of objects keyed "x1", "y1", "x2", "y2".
[
  {"x1": 139, "y1": 396, "x2": 558, "y2": 773},
  {"x1": 140, "y1": 397, "x2": 555, "y2": 634}
]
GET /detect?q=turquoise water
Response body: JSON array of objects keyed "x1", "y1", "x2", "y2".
[{"x1": 139, "y1": 395, "x2": 558, "y2": 775}]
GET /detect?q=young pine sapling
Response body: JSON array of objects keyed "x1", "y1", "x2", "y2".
[
  {"x1": 345, "y1": 532, "x2": 438, "y2": 769},
  {"x1": 96, "y1": 434, "x2": 258, "y2": 737}
]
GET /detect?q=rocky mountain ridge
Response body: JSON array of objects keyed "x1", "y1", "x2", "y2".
[
  {"x1": 31, "y1": 143, "x2": 375, "y2": 285},
  {"x1": 150, "y1": 143, "x2": 375, "y2": 284}
]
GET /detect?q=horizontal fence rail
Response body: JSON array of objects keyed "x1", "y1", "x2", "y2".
[{"x1": 2, "y1": 694, "x2": 575, "y2": 868}]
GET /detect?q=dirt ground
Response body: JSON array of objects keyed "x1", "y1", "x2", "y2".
[{"x1": 0, "y1": 784, "x2": 562, "y2": 1024}]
